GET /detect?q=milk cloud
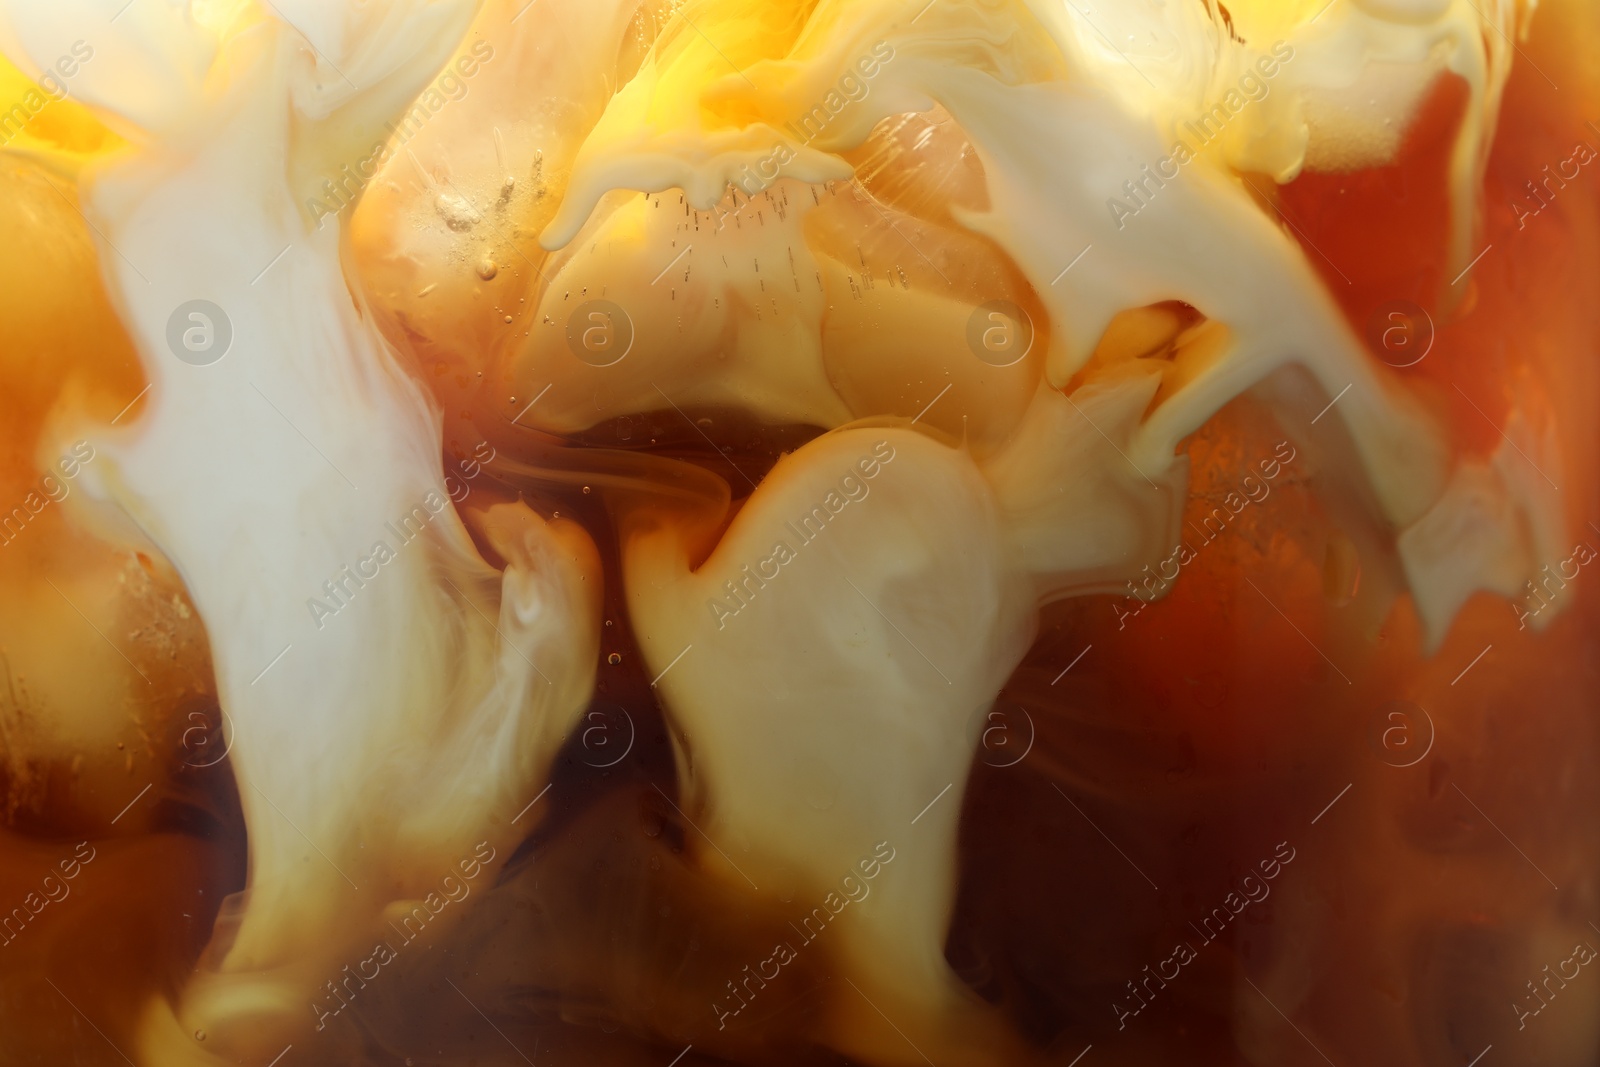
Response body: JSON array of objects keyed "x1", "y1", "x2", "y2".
[
  {"x1": 706, "y1": 441, "x2": 897, "y2": 629},
  {"x1": 0, "y1": 40, "x2": 93, "y2": 147},
  {"x1": 711, "y1": 841, "x2": 896, "y2": 1030},
  {"x1": 305, "y1": 39, "x2": 495, "y2": 229},
  {"x1": 0, "y1": 441, "x2": 97, "y2": 548},
  {"x1": 1107, "y1": 40, "x2": 1295, "y2": 230},
  {"x1": 311, "y1": 841, "x2": 496, "y2": 1031},
  {"x1": 0, "y1": 0, "x2": 1544, "y2": 1062},
  {"x1": 305, "y1": 491, "x2": 447, "y2": 630},
  {"x1": 781, "y1": 41, "x2": 895, "y2": 146},
  {"x1": 305, "y1": 443, "x2": 495, "y2": 630},
  {"x1": 710, "y1": 39, "x2": 894, "y2": 230}
]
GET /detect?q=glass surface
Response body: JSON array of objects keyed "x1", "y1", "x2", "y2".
[{"x1": 0, "y1": 2, "x2": 1596, "y2": 1066}]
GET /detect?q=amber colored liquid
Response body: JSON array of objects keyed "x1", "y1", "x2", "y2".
[{"x1": 2, "y1": 5, "x2": 1599, "y2": 1067}]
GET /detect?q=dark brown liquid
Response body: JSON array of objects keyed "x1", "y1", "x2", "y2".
[{"x1": 3, "y1": 4, "x2": 1600, "y2": 1065}]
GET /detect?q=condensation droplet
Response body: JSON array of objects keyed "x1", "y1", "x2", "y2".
[
  {"x1": 477, "y1": 260, "x2": 499, "y2": 280},
  {"x1": 194, "y1": 1030, "x2": 206, "y2": 1042},
  {"x1": 607, "y1": 652, "x2": 621, "y2": 665}
]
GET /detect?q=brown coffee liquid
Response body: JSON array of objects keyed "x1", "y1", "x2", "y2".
[{"x1": 3, "y1": 3, "x2": 1599, "y2": 1065}]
